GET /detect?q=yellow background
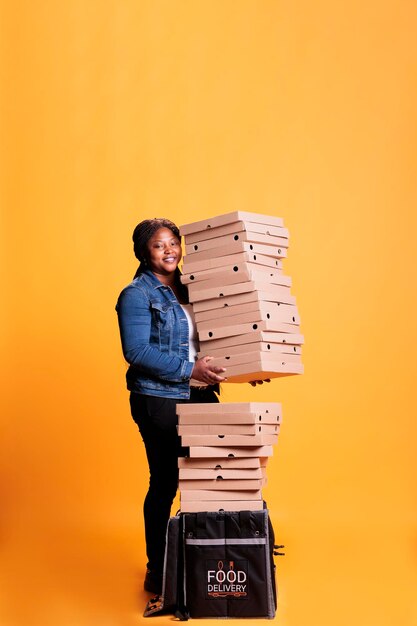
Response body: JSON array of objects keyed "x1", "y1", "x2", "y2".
[{"x1": 1, "y1": 1, "x2": 416, "y2": 624}]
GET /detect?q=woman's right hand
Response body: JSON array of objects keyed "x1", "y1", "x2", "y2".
[{"x1": 192, "y1": 356, "x2": 227, "y2": 385}]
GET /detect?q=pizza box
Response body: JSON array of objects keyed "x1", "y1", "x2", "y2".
[
  {"x1": 194, "y1": 300, "x2": 299, "y2": 324},
  {"x1": 191, "y1": 290, "x2": 295, "y2": 313},
  {"x1": 188, "y1": 445, "x2": 274, "y2": 458},
  {"x1": 177, "y1": 402, "x2": 281, "y2": 415},
  {"x1": 180, "y1": 500, "x2": 264, "y2": 513},
  {"x1": 197, "y1": 320, "x2": 300, "y2": 342},
  {"x1": 182, "y1": 251, "x2": 283, "y2": 274},
  {"x1": 178, "y1": 423, "x2": 279, "y2": 435},
  {"x1": 223, "y1": 359, "x2": 304, "y2": 383},
  {"x1": 178, "y1": 467, "x2": 266, "y2": 479},
  {"x1": 211, "y1": 351, "x2": 302, "y2": 368},
  {"x1": 185, "y1": 231, "x2": 288, "y2": 256},
  {"x1": 188, "y1": 280, "x2": 295, "y2": 305},
  {"x1": 180, "y1": 211, "x2": 285, "y2": 235},
  {"x1": 197, "y1": 308, "x2": 299, "y2": 331},
  {"x1": 178, "y1": 457, "x2": 269, "y2": 469},
  {"x1": 199, "y1": 341, "x2": 301, "y2": 359},
  {"x1": 178, "y1": 412, "x2": 281, "y2": 425},
  {"x1": 180, "y1": 434, "x2": 278, "y2": 447},
  {"x1": 183, "y1": 239, "x2": 288, "y2": 262},
  {"x1": 199, "y1": 330, "x2": 304, "y2": 352},
  {"x1": 185, "y1": 220, "x2": 289, "y2": 244},
  {"x1": 182, "y1": 263, "x2": 291, "y2": 287},
  {"x1": 179, "y1": 478, "x2": 266, "y2": 490},
  {"x1": 180, "y1": 488, "x2": 263, "y2": 500}
]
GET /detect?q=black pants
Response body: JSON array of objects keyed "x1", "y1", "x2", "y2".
[{"x1": 129, "y1": 387, "x2": 219, "y2": 577}]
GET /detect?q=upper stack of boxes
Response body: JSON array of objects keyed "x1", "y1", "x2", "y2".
[{"x1": 180, "y1": 211, "x2": 304, "y2": 382}]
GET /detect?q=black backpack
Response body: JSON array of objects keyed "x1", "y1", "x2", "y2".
[{"x1": 144, "y1": 506, "x2": 283, "y2": 619}]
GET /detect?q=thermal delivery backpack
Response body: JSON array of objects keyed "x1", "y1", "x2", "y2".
[{"x1": 144, "y1": 507, "x2": 282, "y2": 619}]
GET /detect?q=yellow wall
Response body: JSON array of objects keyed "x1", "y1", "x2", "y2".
[{"x1": 1, "y1": 1, "x2": 416, "y2": 624}]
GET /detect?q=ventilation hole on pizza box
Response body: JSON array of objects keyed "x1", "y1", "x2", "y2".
[
  {"x1": 253, "y1": 255, "x2": 257, "y2": 260},
  {"x1": 219, "y1": 508, "x2": 225, "y2": 512},
  {"x1": 258, "y1": 415, "x2": 261, "y2": 421},
  {"x1": 234, "y1": 235, "x2": 239, "y2": 240},
  {"x1": 253, "y1": 324, "x2": 258, "y2": 329},
  {"x1": 218, "y1": 435, "x2": 225, "y2": 439},
  {"x1": 208, "y1": 332, "x2": 213, "y2": 338},
  {"x1": 276, "y1": 260, "x2": 278, "y2": 265},
  {"x1": 225, "y1": 356, "x2": 231, "y2": 360},
  {"x1": 233, "y1": 266, "x2": 238, "y2": 271},
  {"x1": 293, "y1": 346, "x2": 296, "y2": 352},
  {"x1": 215, "y1": 465, "x2": 222, "y2": 469},
  {"x1": 266, "y1": 230, "x2": 271, "y2": 235},
  {"x1": 219, "y1": 293, "x2": 224, "y2": 297},
  {"x1": 228, "y1": 453, "x2": 235, "y2": 458},
  {"x1": 277, "y1": 302, "x2": 281, "y2": 306},
  {"x1": 194, "y1": 245, "x2": 198, "y2": 250},
  {"x1": 258, "y1": 426, "x2": 261, "y2": 432},
  {"x1": 282, "y1": 339, "x2": 286, "y2": 343},
  {"x1": 250, "y1": 244, "x2": 253, "y2": 250},
  {"x1": 216, "y1": 475, "x2": 224, "y2": 480},
  {"x1": 278, "y1": 248, "x2": 282, "y2": 254},
  {"x1": 267, "y1": 344, "x2": 271, "y2": 350},
  {"x1": 207, "y1": 224, "x2": 211, "y2": 228},
  {"x1": 266, "y1": 409, "x2": 269, "y2": 413},
  {"x1": 190, "y1": 275, "x2": 195, "y2": 280},
  {"x1": 292, "y1": 316, "x2": 295, "y2": 322},
  {"x1": 224, "y1": 303, "x2": 228, "y2": 307},
  {"x1": 267, "y1": 313, "x2": 270, "y2": 319}
]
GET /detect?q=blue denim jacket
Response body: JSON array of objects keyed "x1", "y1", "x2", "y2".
[{"x1": 115, "y1": 269, "x2": 195, "y2": 399}]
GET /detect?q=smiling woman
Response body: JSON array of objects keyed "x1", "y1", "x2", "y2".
[{"x1": 115, "y1": 218, "x2": 226, "y2": 595}]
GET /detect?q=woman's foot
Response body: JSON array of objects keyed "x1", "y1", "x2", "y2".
[{"x1": 144, "y1": 569, "x2": 162, "y2": 594}]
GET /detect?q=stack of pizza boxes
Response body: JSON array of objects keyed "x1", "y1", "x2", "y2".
[
  {"x1": 179, "y1": 211, "x2": 303, "y2": 382},
  {"x1": 175, "y1": 211, "x2": 303, "y2": 513},
  {"x1": 177, "y1": 402, "x2": 281, "y2": 513}
]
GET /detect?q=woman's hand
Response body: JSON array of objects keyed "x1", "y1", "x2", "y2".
[
  {"x1": 192, "y1": 356, "x2": 227, "y2": 384},
  {"x1": 249, "y1": 379, "x2": 271, "y2": 387}
]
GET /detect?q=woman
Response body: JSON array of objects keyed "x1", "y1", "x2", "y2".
[{"x1": 116, "y1": 218, "x2": 226, "y2": 595}]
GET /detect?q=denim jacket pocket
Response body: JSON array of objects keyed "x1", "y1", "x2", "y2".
[{"x1": 150, "y1": 299, "x2": 174, "y2": 349}]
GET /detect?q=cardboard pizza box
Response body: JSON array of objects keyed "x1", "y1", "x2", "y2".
[
  {"x1": 197, "y1": 319, "x2": 300, "y2": 342},
  {"x1": 182, "y1": 239, "x2": 287, "y2": 261},
  {"x1": 180, "y1": 434, "x2": 279, "y2": 447},
  {"x1": 211, "y1": 351, "x2": 302, "y2": 368},
  {"x1": 198, "y1": 330, "x2": 304, "y2": 352},
  {"x1": 182, "y1": 251, "x2": 283, "y2": 274},
  {"x1": 180, "y1": 211, "x2": 285, "y2": 235},
  {"x1": 180, "y1": 500, "x2": 264, "y2": 513},
  {"x1": 185, "y1": 231, "x2": 288, "y2": 256},
  {"x1": 188, "y1": 280, "x2": 295, "y2": 305},
  {"x1": 180, "y1": 488, "x2": 263, "y2": 500},
  {"x1": 188, "y1": 445, "x2": 274, "y2": 458},
  {"x1": 198, "y1": 341, "x2": 302, "y2": 359},
  {"x1": 178, "y1": 457, "x2": 269, "y2": 469},
  {"x1": 178, "y1": 468, "x2": 266, "y2": 480},
  {"x1": 185, "y1": 220, "x2": 289, "y2": 244},
  {"x1": 179, "y1": 478, "x2": 266, "y2": 490},
  {"x1": 178, "y1": 412, "x2": 281, "y2": 425},
  {"x1": 197, "y1": 308, "x2": 299, "y2": 331},
  {"x1": 177, "y1": 402, "x2": 281, "y2": 415},
  {"x1": 191, "y1": 290, "x2": 294, "y2": 313},
  {"x1": 194, "y1": 300, "x2": 299, "y2": 324},
  {"x1": 182, "y1": 263, "x2": 291, "y2": 287},
  {"x1": 222, "y1": 358, "x2": 304, "y2": 383},
  {"x1": 178, "y1": 423, "x2": 280, "y2": 435}
]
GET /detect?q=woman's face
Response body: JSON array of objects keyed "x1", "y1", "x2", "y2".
[{"x1": 146, "y1": 227, "x2": 182, "y2": 276}]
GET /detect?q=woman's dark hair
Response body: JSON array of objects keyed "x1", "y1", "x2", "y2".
[{"x1": 132, "y1": 218, "x2": 188, "y2": 300}]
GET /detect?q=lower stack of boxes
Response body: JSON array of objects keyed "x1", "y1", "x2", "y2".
[{"x1": 177, "y1": 402, "x2": 281, "y2": 513}]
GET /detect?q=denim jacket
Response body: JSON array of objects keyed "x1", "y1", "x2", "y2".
[{"x1": 116, "y1": 269, "x2": 195, "y2": 399}]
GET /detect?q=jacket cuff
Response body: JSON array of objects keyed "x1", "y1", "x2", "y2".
[{"x1": 180, "y1": 360, "x2": 195, "y2": 382}]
